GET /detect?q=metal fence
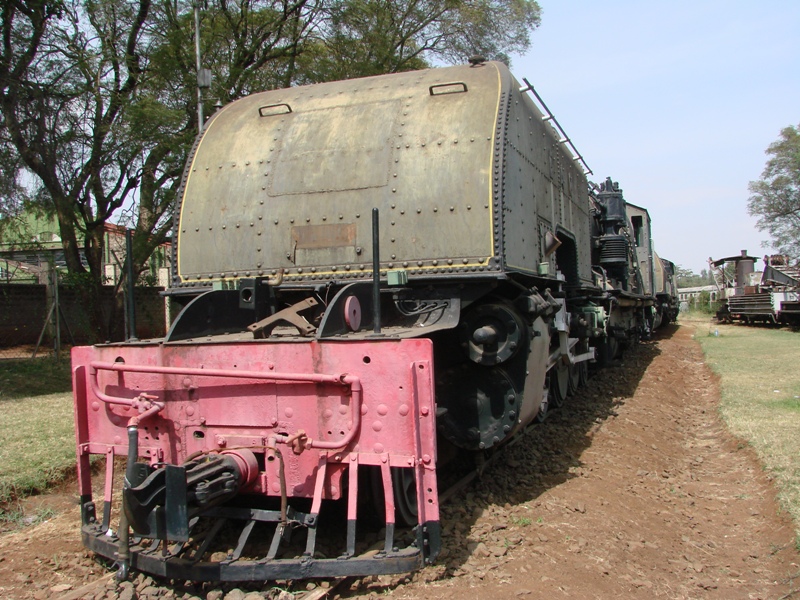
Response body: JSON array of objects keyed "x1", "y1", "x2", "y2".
[
  {"x1": 0, "y1": 262, "x2": 64, "y2": 359},
  {"x1": 1, "y1": 262, "x2": 170, "y2": 360}
]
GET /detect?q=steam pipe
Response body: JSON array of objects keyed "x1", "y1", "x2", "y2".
[{"x1": 116, "y1": 424, "x2": 139, "y2": 581}]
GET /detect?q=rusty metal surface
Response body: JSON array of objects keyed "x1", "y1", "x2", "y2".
[
  {"x1": 72, "y1": 337, "x2": 439, "y2": 577},
  {"x1": 73, "y1": 339, "x2": 437, "y2": 505},
  {"x1": 176, "y1": 63, "x2": 503, "y2": 285}
]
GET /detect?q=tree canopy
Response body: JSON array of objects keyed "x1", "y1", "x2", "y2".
[
  {"x1": 675, "y1": 266, "x2": 715, "y2": 289},
  {"x1": 0, "y1": 0, "x2": 541, "y2": 339},
  {"x1": 747, "y1": 123, "x2": 800, "y2": 260}
]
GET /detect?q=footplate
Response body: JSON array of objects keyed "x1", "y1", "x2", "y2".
[{"x1": 72, "y1": 338, "x2": 440, "y2": 580}]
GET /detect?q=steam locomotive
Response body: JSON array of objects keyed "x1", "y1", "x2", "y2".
[
  {"x1": 711, "y1": 251, "x2": 800, "y2": 325},
  {"x1": 72, "y1": 60, "x2": 678, "y2": 581}
]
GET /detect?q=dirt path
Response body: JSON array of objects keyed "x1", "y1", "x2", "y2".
[{"x1": 1, "y1": 323, "x2": 798, "y2": 599}]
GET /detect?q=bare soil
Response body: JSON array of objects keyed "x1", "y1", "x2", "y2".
[{"x1": 1, "y1": 323, "x2": 798, "y2": 600}]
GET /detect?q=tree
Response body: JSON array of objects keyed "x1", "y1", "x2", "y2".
[
  {"x1": 1, "y1": 0, "x2": 312, "y2": 339},
  {"x1": 675, "y1": 266, "x2": 714, "y2": 288},
  {"x1": 1, "y1": 0, "x2": 542, "y2": 340},
  {"x1": 748, "y1": 123, "x2": 800, "y2": 260},
  {"x1": 298, "y1": 0, "x2": 542, "y2": 82}
]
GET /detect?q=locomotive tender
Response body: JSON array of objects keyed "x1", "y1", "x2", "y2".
[{"x1": 72, "y1": 60, "x2": 678, "y2": 581}]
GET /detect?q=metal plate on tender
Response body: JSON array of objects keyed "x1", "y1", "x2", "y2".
[{"x1": 291, "y1": 223, "x2": 356, "y2": 249}]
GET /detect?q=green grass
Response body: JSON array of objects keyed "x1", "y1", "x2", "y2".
[
  {"x1": 0, "y1": 358, "x2": 75, "y2": 506},
  {"x1": 692, "y1": 318, "x2": 800, "y2": 542},
  {"x1": 0, "y1": 357, "x2": 73, "y2": 400},
  {"x1": 0, "y1": 392, "x2": 76, "y2": 505}
]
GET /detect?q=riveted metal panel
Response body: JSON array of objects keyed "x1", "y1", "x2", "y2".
[
  {"x1": 499, "y1": 81, "x2": 591, "y2": 284},
  {"x1": 175, "y1": 64, "x2": 504, "y2": 286}
]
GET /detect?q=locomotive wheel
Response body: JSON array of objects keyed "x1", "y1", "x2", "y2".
[
  {"x1": 534, "y1": 391, "x2": 549, "y2": 423},
  {"x1": 576, "y1": 340, "x2": 590, "y2": 388},
  {"x1": 550, "y1": 363, "x2": 569, "y2": 408},
  {"x1": 369, "y1": 467, "x2": 418, "y2": 527},
  {"x1": 392, "y1": 468, "x2": 418, "y2": 527},
  {"x1": 567, "y1": 361, "x2": 579, "y2": 396},
  {"x1": 578, "y1": 360, "x2": 589, "y2": 387},
  {"x1": 594, "y1": 336, "x2": 619, "y2": 367}
]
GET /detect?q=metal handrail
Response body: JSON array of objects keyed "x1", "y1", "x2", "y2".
[{"x1": 520, "y1": 78, "x2": 592, "y2": 175}]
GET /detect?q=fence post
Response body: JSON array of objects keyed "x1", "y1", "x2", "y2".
[{"x1": 53, "y1": 267, "x2": 61, "y2": 360}]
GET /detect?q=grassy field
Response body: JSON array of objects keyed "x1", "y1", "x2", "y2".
[
  {"x1": 687, "y1": 314, "x2": 800, "y2": 544},
  {"x1": 0, "y1": 358, "x2": 75, "y2": 506}
]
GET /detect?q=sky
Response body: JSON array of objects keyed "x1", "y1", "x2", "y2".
[{"x1": 509, "y1": 1, "x2": 800, "y2": 274}]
